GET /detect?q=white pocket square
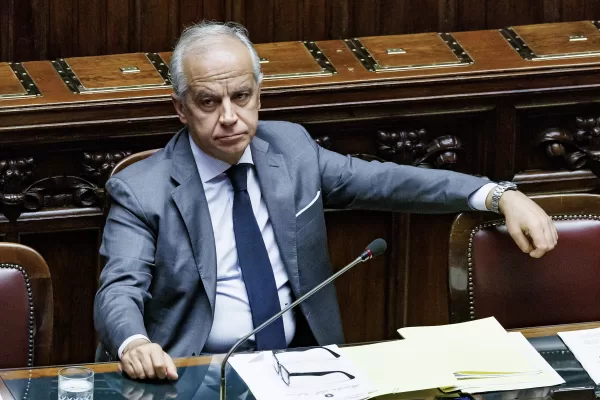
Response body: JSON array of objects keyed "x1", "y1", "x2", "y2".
[{"x1": 296, "y1": 191, "x2": 321, "y2": 217}]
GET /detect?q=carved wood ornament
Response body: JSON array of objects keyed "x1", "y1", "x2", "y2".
[
  {"x1": 537, "y1": 116, "x2": 600, "y2": 170},
  {"x1": 0, "y1": 156, "x2": 106, "y2": 222},
  {"x1": 375, "y1": 129, "x2": 463, "y2": 168},
  {"x1": 82, "y1": 151, "x2": 132, "y2": 185}
]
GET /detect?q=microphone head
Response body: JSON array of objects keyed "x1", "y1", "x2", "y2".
[{"x1": 365, "y1": 238, "x2": 387, "y2": 258}]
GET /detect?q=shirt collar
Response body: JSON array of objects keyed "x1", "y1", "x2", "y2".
[{"x1": 188, "y1": 133, "x2": 254, "y2": 183}]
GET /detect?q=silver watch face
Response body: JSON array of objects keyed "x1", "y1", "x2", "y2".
[{"x1": 499, "y1": 181, "x2": 517, "y2": 190}]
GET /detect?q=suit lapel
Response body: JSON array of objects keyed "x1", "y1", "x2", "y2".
[
  {"x1": 170, "y1": 130, "x2": 217, "y2": 311},
  {"x1": 251, "y1": 137, "x2": 301, "y2": 295}
]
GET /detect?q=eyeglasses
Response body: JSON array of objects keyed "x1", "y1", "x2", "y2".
[{"x1": 272, "y1": 347, "x2": 355, "y2": 386}]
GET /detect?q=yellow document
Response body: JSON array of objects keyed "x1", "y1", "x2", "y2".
[
  {"x1": 397, "y1": 317, "x2": 541, "y2": 377},
  {"x1": 441, "y1": 332, "x2": 565, "y2": 394},
  {"x1": 340, "y1": 340, "x2": 457, "y2": 397}
]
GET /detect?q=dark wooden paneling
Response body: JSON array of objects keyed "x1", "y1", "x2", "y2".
[
  {"x1": 327, "y1": 211, "x2": 394, "y2": 343},
  {"x1": 327, "y1": 0, "x2": 351, "y2": 39},
  {"x1": 0, "y1": 0, "x2": 14, "y2": 61},
  {"x1": 300, "y1": 0, "x2": 329, "y2": 41},
  {"x1": 77, "y1": 0, "x2": 107, "y2": 57},
  {"x1": 456, "y1": 0, "x2": 486, "y2": 31},
  {"x1": 106, "y1": 0, "x2": 135, "y2": 54},
  {"x1": 406, "y1": 214, "x2": 455, "y2": 327},
  {"x1": 139, "y1": 0, "x2": 178, "y2": 53},
  {"x1": 380, "y1": 0, "x2": 459, "y2": 36},
  {"x1": 353, "y1": 0, "x2": 380, "y2": 38},
  {"x1": 12, "y1": 0, "x2": 49, "y2": 61},
  {"x1": 49, "y1": 0, "x2": 76, "y2": 59},
  {"x1": 562, "y1": 0, "x2": 600, "y2": 21},
  {"x1": 3, "y1": 0, "x2": 600, "y2": 62},
  {"x1": 273, "y1": 0, "x2": 300, "y2": 42},
  {"x1": 243, "y1": 0, "x2": 274, "y2": 44},
  {"x1": 485, "y1": 0, "x2": 544, "y2": 28}
]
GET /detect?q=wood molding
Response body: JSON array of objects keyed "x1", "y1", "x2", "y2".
[{"x1": 512, "y1": 322, "x2": 600, "y2": 338}]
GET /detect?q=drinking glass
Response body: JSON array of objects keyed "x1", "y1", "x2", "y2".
[{"x1": 58, "y1": 367, "x2": 94, "y2": 400}]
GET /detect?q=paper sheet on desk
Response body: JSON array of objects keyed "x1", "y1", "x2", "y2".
[
  {"x1": 398, "y1": 317, "x2": 542, "y2": 376},
  {"x1": 559, "y1": 327, "x2": 600, "y2": 384},
  {"x1": 229, "y1": 345, "x2": 371, "y2": 400},
  {"x1": 340, "y1": 340, "x2": 457, "y2": 397}
]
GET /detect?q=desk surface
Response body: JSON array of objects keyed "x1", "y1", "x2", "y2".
[{"x1": 0, "y1": 337, "x2": 597, "y2": 400}]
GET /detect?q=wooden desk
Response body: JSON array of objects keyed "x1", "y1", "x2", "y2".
[{"x1": 0, "y1": 337, "x2": 597, "y2": 400}]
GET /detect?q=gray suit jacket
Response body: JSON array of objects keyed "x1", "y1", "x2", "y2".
[{"x1": 94, "y1": 120, "x2": 489, "y2": 360}]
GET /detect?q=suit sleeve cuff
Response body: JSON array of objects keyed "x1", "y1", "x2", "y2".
[
  {"x1": 118, "y1": 334, "x2": 150, "y2": 359},
  {"x1": 468, "y1": 183, "x2": 498, "y2": 211}
]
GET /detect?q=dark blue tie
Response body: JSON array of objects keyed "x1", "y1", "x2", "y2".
[{"x1": 226, "y1": 163, "x2": 287, "y2": 350}]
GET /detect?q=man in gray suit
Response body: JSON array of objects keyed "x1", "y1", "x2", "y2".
[{"x1": 94, "y1": 21, "x2": 557, "y2": 381}]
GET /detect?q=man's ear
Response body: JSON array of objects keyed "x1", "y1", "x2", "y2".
[
  {"x1": 257, "y1": 86, "x2": 261, "y2": 110},
  {"x1": 171, "y1": 94, "x2": 188, "y2": 125}
]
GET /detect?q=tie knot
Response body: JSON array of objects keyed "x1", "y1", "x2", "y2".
[{"x1": 226, "y1": 163, "x2": 250, "y2": 192}]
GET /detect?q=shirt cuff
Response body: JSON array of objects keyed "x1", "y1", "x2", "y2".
[
  {"x1": 118, "y1": 334, "x2": 150, "y2": 359},
  {"x1": 468, "y1": 182, "x2": 498, "y2": 211}
]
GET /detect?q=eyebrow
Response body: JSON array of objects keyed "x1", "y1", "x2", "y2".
[{"x1": 233, "y1": 85, "x2": 254, "y2": 93}]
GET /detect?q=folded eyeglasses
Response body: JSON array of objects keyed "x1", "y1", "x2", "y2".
[{"x1": 272, "y1": 346, "x2": 355, "y2": 386}]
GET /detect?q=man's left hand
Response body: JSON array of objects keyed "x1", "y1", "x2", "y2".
[{"x1": 487, "y1": 190, "x2": 558, "y2": 258}]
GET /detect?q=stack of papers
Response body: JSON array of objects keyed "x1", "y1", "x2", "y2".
[
  {"x1": 230, "y1": 318, "x2": 565, "y2": 398},
  {"x1": 397, "y1": 317, "x2": 565, "y2": 393},
  {"x1": 558, "y1": 327, "x2": 600, "y2": 384}
]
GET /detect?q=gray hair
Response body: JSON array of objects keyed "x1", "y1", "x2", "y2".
[{"x1": 170, "y1": 21, "x2": 263, "y2": 97}]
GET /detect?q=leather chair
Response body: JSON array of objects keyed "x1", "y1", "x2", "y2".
[
  {"x1": 0, "y1": 243, "x2": 53, "y2": 368},
  {"x1": 449, "y1": 193, "x2": 600, "y2": 330}
]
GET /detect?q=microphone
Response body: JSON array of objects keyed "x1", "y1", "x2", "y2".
[{"x1": 220, "y1": 238, "x2": 387, "y2": 400}]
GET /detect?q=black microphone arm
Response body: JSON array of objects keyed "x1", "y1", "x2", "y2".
[{"x1": 219, "y1": 238, "x2": 387, "y2": 400}]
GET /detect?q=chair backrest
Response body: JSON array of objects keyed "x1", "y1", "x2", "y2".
[
  {"x1": 0, "y1": 243, "x2": 53, "y2": 368},
  {"x1": 109, "y1": 149, "x2": 160, "y2": 178},
  {"x1": 449, "y1": 193, "x2": 600, "y2": 329}
]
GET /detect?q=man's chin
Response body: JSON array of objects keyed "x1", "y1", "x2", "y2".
[{"x1": 215, "y1": 140, "x2": 250, "y2": 163}]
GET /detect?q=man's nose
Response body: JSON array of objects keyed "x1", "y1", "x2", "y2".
[{"x1": 219, "y1": 99, "x2": 238, "y2": 126}]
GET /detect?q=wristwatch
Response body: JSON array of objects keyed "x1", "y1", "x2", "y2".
[{"x1": 490, "y1": 181, "x2": 518, "y2": 214}]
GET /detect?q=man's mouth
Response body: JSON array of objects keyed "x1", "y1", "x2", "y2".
[{"x1": 216, "y1": 133, "x2": 245, "y2": 142}]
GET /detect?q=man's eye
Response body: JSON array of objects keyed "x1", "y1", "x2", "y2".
[
  {"x1": 201, "y1": 99, "x2": 215, "y2": 107},
  {"x1": 236, "y1": 93, "x2": 249, "y2": 101}
]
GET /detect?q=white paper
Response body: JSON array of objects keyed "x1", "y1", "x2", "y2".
[
  {"x1": 229, "y1": 345, "x2": 371, "y2": 400},
  {"x1": 559, "y1": 327, "x2": 600, "y2": 384}
]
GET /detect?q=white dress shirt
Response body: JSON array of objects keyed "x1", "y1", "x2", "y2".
[{"x1": 117, "y1": 138, "x2": 496, "y2": 358}]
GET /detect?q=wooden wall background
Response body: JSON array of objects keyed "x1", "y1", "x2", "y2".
[{"x1": 2, "y1": 0, "x2": 600, "y2": 62}]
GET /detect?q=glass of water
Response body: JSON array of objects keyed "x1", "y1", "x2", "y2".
[{"x1": 58, "y1": 367, "x2": 94, "y2": 400}]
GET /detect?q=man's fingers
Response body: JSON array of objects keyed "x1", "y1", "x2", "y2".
[
  {"x1": 120, "y1": 359, "x2": 138, "y2": 380},
  {"x1": 149, "y1": 347, "x2": 168, "y2": 379},
  {"x1": 507, "y1": 223, "x2": 533, "y2": 254},
  {"x1": 551, "y1": 219, "x2": 559, "y2": 243},
  {"x1": 164, "y1": 352, "x2": 179, "y2": 380},
  {"x1": 128, "y1": 356, "x2": 147, "y2": 379},
  {"x1": 543, "y1": 219, "x2": 556, "y2": 249},
  {"x1": 526, "y1": 220, "x2": 550, "y2": 258},
  {"x1": 138, "y1": 350, "x2": 157, "y2": 379}
]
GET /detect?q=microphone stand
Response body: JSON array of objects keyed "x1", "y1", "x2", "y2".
[{"x1": 220, "y1": 252, "x2": 371, "y2": 400}]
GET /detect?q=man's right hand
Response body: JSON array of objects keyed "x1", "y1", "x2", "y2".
[{"x1": 120, "y1": 338, "x2": 179, "y2": 380}]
